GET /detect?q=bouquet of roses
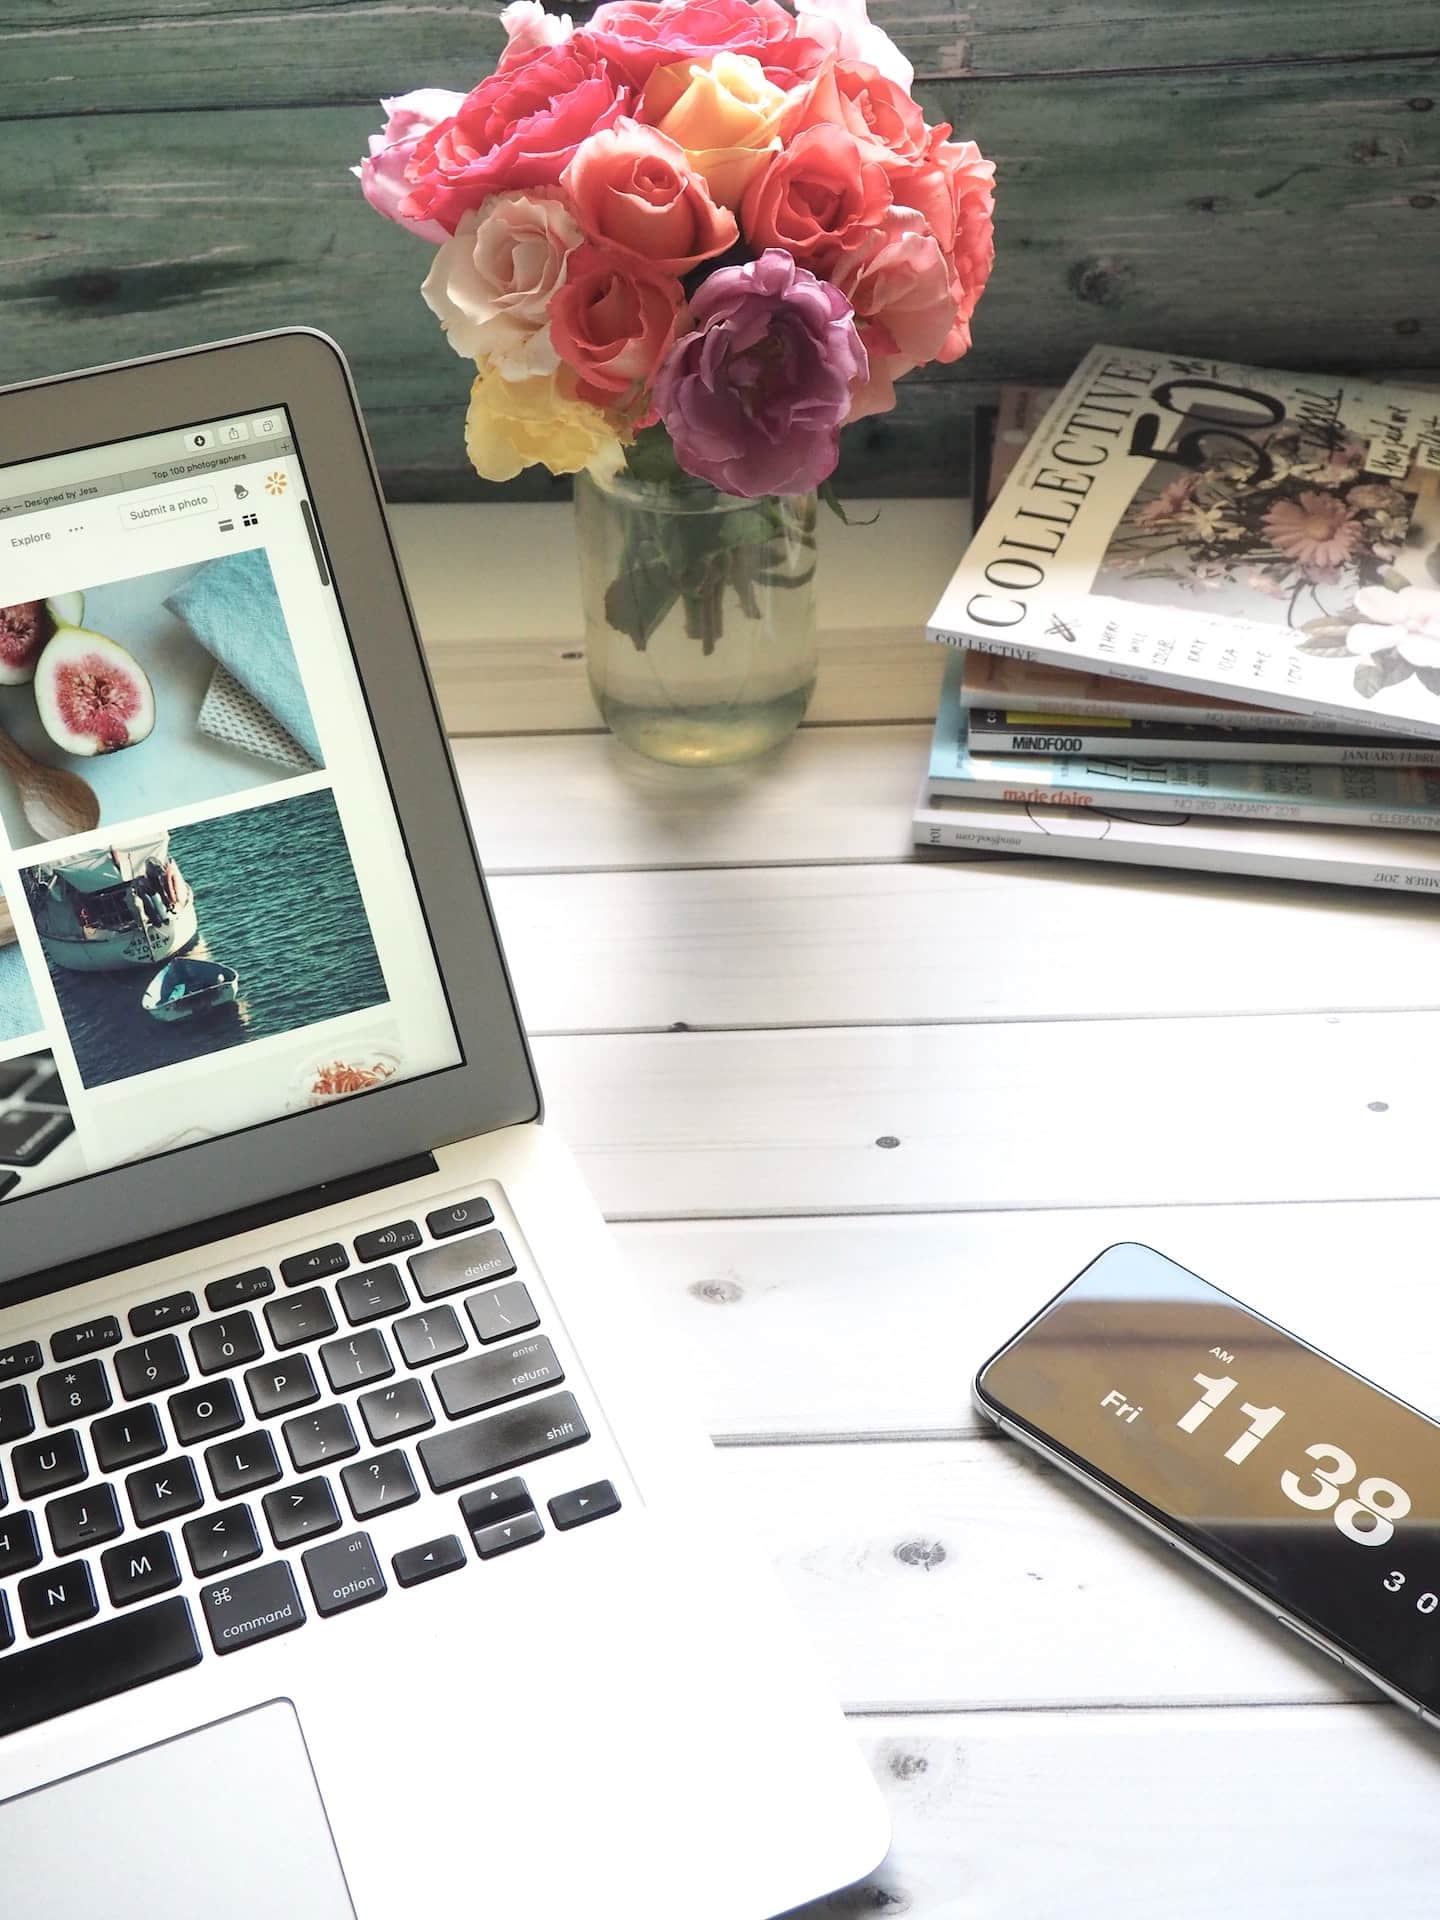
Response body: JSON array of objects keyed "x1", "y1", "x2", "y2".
[{"x1": 355, "y1": 0, "x2": 995, "y2": 503}]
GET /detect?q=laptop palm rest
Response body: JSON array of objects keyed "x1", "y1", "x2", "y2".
[{"x1": 2, "y1": 1700, "x2": 356, "y2": 1920}]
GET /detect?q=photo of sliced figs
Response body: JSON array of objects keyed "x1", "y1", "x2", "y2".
[
  {"x1": 34, "y1": 627, "x2": 156, "y2": 756},
  {"x1": 0, "y1": 592, "x2": 85, "y2": 686}
]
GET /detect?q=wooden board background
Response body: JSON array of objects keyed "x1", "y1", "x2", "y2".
[{"x1": 3, "y1": 2, "x2": 1437, "y2": 497}]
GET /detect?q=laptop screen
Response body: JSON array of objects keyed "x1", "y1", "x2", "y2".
[{"x1": 0, "y1": 407, "x2": 463, "y2": 1211}]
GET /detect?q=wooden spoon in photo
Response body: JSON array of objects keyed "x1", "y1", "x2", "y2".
[{"x1": 0, "y1": 724, "x2": 101, "y2": 843}]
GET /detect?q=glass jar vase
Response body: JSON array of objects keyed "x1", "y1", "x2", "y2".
[{"x1": 574, "y1": 465, "x2": 818, "y2": 767}]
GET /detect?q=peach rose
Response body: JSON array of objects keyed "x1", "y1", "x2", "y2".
[
  {"x1": 931, "y1": 135, "x2": 995, "y2": 359},
  {"x1": 784, "y1": 57, "x2": 927, "y2": 164},
  {"x1": 562, "y1": 118, "x2": 737, "y2": 273},
  {"x1": 421, "y1": 190, "x2": 583, "y2": 376},
  {"x1": 549, "y1": 245, "x2": 683, "y2": 410},
  {"x1": 829, "y1": 207, "x2": 958, "y2": 420},
  {"x1": 740, "y1": 120, "x2": 890, "y2": 271},
  {"x1": 642, "y1": 52, "x2": 791, "y2": 210}
]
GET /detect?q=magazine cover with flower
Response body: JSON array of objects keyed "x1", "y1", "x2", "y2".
[{"x1": 929, "y1": 346, "x2": 1440, "y2": 742}]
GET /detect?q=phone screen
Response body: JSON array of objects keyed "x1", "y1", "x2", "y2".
[{"x1": 976, "y1": 1243, "x2": 1440, "y2": 1714}]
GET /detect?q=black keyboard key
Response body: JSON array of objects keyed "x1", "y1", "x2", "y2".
[
  {"x1": 319, "y1": 1329, "x2": 394, "y2": 1394},
  {"x1": 548, "y1": 1479, "x2": 622, "y2": 1530},
  {"x1": 283, "y1": 1404, "x2": 358, "y2": 1474},
  {"x1": 434, "y1": 1336, "x2": 563, "y2": 1422},
  {"x1": 93, "y1": 1402, "x2": 167, "y2": 1473},
  {"x1": 102, "y1": 1531, "x2": 181, "y2": 1607},
  {"x1": 394, "y1": 1306, "x2": 466, "y2": 1369},
  {"x1": 0, "y1": 1510, "x2": 41, "y2": 1577},
  {"x1": 281, "y1": 1243, "x2": 348, "y2": 1287},
  {"x1": 466, "y1": 1282, "x2": 540, "y2": 1346},
  {"x1": 169, "y1": 1377, "x2": 244, "y2": 1446},
  {"x1": 265, "y1": 1288, "x2": 339, "y2": 1352},
  {"x1": 0, "y1": 1106, "x2": 72, "y2": 1167},
  {"x1": 190, "y1": 1313, "x2": 262, "y2": 1376},
  {"x1": 47, "y1": 1482, "x2": 122, "y2": 1556},
  {"x1": 0, "y1": 1059, "x2": 32, "y2": 1096},
  {"x1": 13, "y1": 1427, "x2": 87, "y2": 1500},
  {"x1": 472, "y1": 1509, "x2": 544, "y2": 1560},
  {"x1": 0, "y1": 1171, "x2": 18, "y2": 1199},
  {"x1": 341, "y1": 1450, "x2": 419, "y2": 1520},
  {"x1": 206, "y1": 1429, "x2": 281, "y2": 1500},
  {"x1": 358, "y1": 1378, "x2": 434, "y2": 1446},
  {"x1": 115, "y1": 1334, "x2": 188, "y2": 1402},
  {"x1": 201, "y1": 1561, "x2": 305, "y2": 1654},
  {"x1": 0, "y1": 1340, "x2": 43, "y2": 1381},
  {"x1": 303, "y1": 1531, "x2": 386, "y2": 1617},
  {"x1": 127, "y1": 1455, "x2": 203, "y2": 1529},
  {"x1": 38, "y1": 1358, "x2": 112, "y2": 1426},
  {"x1": 392, "y1": 1534, "x2": 466, "y2": 1587},
  {"x1": 426, "y1": 1197, "x2": 495, "y2": 1240},
  {"x1": 355, "y1": 1221, "x2": 421, "y2": 1264},
  {"x1": 264, "y1": 1477, "x2": 341, "y2": 1548},
  {"x1": 129, "y1": 1292, "x2": 199, "y2": 1337},
  {"x1": 459, "y1": 1477, "x2": 534, "y2": 1532},
  {"x1": 245, "y1": 1354, "x2": 320, "y2": 1421},
  {"x1": 337, "y1": 1264, "x2": 408, "y2": 1327},
  {"x1": 184, "y1": 1504, "x2": 263, "y2": 1576},
  {"x1": 418, "y1": 1391, "x2": 589, "y2": 1494},
  {"x1": 410, "y1": 1231, "x2": 515, "y2": 1304},
  {"x1": 51, "y1": 1315, "x2": 121, "y2": 1362},
  {"x1": 0, "y1": 1593, "x2": 10, "y2": 1653},
  {"x1": 19, "y1": 1559, "x2": 97, "y2": 1636},
  {"x1": 204, "y1": 1268, "x2": 274, "y2": 1312},
  {"x1": 0, "y1": 1380, "x2": 34, "y2": 1444},
  {"x1": 0, "y1": 1597, "x2": 200, "y2": 1734},
  {"x1": 28, "y1": 1068, "x2": 65, "y2": 1106}
]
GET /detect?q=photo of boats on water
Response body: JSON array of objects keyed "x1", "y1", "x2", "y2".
[{"x1": 20, "y1": 788, "x2": 389, "y2": 1088}]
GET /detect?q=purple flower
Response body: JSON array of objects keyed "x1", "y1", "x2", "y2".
[{"x1": 654, "y1": 249, "x2": 867, "y2": 497}]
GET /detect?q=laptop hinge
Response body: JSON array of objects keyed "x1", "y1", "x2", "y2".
[{"x1": 7, "y1": 1152, "x2": 439, "y2": 1308}]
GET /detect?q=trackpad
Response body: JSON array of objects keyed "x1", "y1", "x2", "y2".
[{"x1": 2, "y1": 1700, "x2": 356, "y2": 1920}]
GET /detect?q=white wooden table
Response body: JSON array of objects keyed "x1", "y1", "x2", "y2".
[{"x1": 395, "y1": 500, "x2": 1440, "y2": 1918}]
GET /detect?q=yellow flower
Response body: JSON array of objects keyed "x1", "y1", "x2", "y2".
[
  {"x1": 464, "y1": 362, "x2": 626, "y2": 481},
  {"x1": 643, "y1": 53, "x2": 790, "y2": 210}
]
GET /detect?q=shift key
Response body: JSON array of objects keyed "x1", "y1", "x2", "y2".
[
  {"x1": 418, "y1": 1390, "x2": 589, "y2": 1493},
  {"x1": 201, "y1": 1560, "x2": 306, "y2": 1654}
]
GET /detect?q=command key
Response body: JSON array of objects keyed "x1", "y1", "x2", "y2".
[{"x1": 201, "y1": 1561, "x2": 306, "y2": 1654}]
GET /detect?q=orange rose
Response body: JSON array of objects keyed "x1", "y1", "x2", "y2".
[
  {"x1": 549, "y1": 245, "x2": 683, "y2": 411},
  {"x1": 562, "y1": 118, "x2": 737, "y2": 274},
  {"x1": 740, "y1": 120, "x2": 890, "y2": 271},
  {"x1": 642, "y1": 52, "x2": 792, "y2": 210}
]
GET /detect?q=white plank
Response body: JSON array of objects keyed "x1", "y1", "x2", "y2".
[
  {"x1": 797, "y1": 1705, "x2": 1438, "y2": 1919},
  {"x1": 458, "y1": 725, "x2": 926, "y2": 870},
  {"x1": 490, "y1": 863, "x2": 1440, "y2": 1033},
  {"x1": 531, "y1": 1013, "x2": 1437, "y2": 1216},
  {"x1": 614, "y1": 1200, "x2": 1440, "y2": 1442},
  {"x1": 723, "y1": 1436, "x2": 1363, "y2": 1712}
]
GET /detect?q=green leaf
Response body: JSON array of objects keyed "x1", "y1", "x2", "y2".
[
  {"x1": 604, "y1": 553, "x2": 680, "y2": 650},
  {"x1": 1295, "y1": 635, "x2": 1355, "y2": 657},
  {"x1": 1353, "y1": 647, "x2": 1411, "y2": 699},
  {"x1": 623, "y1": 424, "x2": 685, "y2": 487},
  {"x1": 819, "y1": 479, "x2": 879, "y2": 527}
]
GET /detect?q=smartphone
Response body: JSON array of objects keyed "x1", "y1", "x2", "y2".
[{"x1": 974, "y1": 1242, "x2": 1440, "y2": 1725}]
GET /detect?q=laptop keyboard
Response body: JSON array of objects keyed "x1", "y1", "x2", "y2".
[
  {"x1": 0, "y1": 1190, "x2": 620, "y2": 1738},
  {"x1": 0, "y1": 1054, "x2": 76, "y2": 1204}
]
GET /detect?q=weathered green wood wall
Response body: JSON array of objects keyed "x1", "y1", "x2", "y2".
[{"x1": 3, "y1": 3, "x2": 1438, "y2": 497}]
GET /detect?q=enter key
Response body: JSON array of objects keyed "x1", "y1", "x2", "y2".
[{"x1": 433, "y1": 1336, "x2": 564, "y2": 1420}]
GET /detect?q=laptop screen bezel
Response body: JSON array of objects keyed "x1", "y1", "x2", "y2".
[{"x1": 0, "y1": 329, "x2": 540, "y2": 1296}]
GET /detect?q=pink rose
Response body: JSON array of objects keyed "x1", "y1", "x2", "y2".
[
  {"x1": 421, "y1": 190, "x2": 583, "y2": 376},
  {"x1": 402, "y1": 35, "x2": 629, "y2": 233},
  {"x1": 563, "y1": 119, "x2": 737, "y2": 274},
  {"x1": 549, "y1": 246, "x2": 683, "y2": 411},
  {"x1": 793, "y1": 0, "x2": 914, "y2": 92},
  {"x1": 740, "y1": 121, "x2": 891, "y2": 271},
  {"x1": 930, "y1": 135, "x2": 995, "y2": 357},
  {"x1": 354, "y1": 89, "x2": 465, "y2": 242},
  {"x1": 497, "y1": 0, "x2": 574, "y2": 68},
  {"x1": 829, "y1": 207, "x2": 958, "y2": 420},
  {"x1": 784, "y1": 57, "x2": 927, "y2": 164},
  {"x1": 588, "y1": 0, "x2": 824, "y2": 90}
]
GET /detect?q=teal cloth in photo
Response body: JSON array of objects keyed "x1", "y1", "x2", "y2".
[
  {"x1": 165, "y1": 550, "x2": 322, "y2": 767},
  {"x1": 0, "y1": 943, "x2": 41, "y2": 1045}
]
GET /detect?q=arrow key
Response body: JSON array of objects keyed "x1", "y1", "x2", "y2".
[
  {"x1": 548, "y1": 1479, "x2": 621, "y2": 1532},
  {"x1": 472, "y1": 1510, "x2": 544, "y2": 1560},
  {"x1": 392, "y1": 1533, "x2": 467, "y2": 1587}
]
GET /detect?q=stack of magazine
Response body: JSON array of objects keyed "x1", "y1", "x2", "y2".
[{"x1": 918, "y1": 348, "x2": 1440, "y2": 891}]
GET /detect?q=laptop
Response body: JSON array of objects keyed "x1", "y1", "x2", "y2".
[{"x1": 0, "y1": 331, "x2": 889, "y2": 1919}]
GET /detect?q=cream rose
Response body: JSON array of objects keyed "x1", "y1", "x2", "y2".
[
  {"x1": 642, "y1": 52, "x2": 792, "y2": 210},
  {"x1": 464, "y1": 363, "x2": 627, "y2": 481},
  {"x1": 422, "y1": 191, "x2": 583, "y2": 376}
]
